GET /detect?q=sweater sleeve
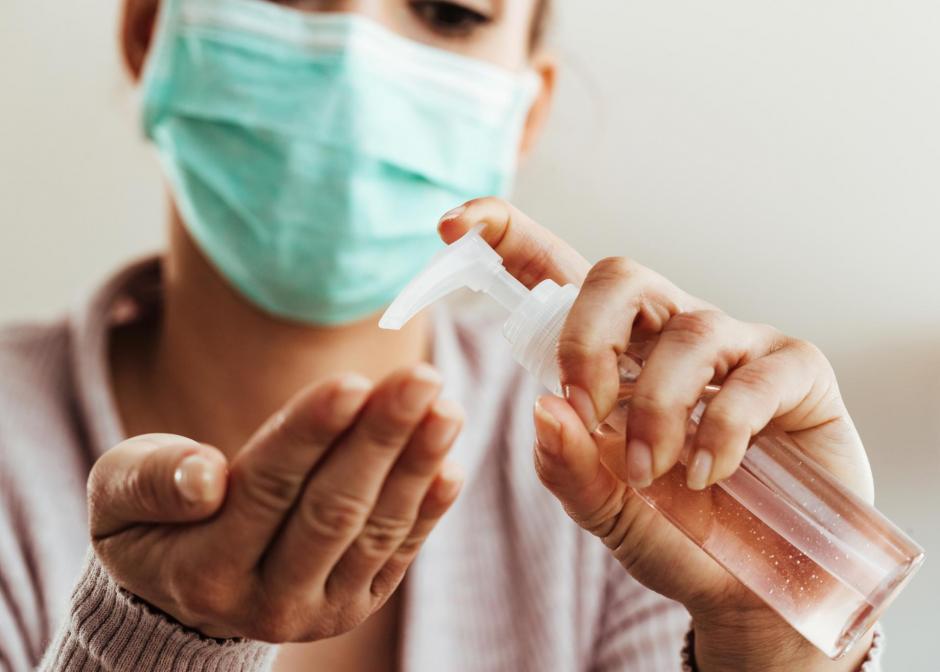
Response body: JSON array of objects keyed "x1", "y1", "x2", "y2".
[{"x1": 38, "y1": 552, "x2": 276, "y2": 672}]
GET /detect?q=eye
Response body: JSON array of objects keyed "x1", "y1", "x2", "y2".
[{"x1": 409, "y1": 1, "x2": 492, "y2": 37}]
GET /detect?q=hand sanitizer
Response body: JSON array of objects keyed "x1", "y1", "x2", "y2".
[{"x1": 380, "y1": 225, "x2": 924, "y2": 659}]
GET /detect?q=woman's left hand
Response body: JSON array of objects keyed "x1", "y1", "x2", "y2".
[{"x1": 439, "y1": 198, "x2": 876, "y2": 671}]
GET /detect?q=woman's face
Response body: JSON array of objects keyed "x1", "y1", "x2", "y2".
[{"x1": 124, "y1": 1, "x2": 545, "y2": 74}]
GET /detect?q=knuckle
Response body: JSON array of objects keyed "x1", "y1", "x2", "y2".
[
  {"x1": 238, "y1": 465, "x2": 302, "y2": 514},
  {"x1": 301, "y1": 490, "x2": 371, "y2": 540},
  {"x1": 357, "y1": 416, "x2": 410, "y2": 451},
  {"x1": 556, "y1": 330, "x2": 600, "y2": 370},
  {"x1": 663, "y1": 310, "x2": 725, "y2": 345},
  {"x1": 294, "y1": 378, "x2": 367, "y2": 434},
  {"x1": 601, "y1": 501, "x2": 656, "y2": 571},
  {"x1": 271, "y1": 408, "x2": 323, "y2": 449},
  {"x1": 355, "y1": 514, "x2": 414, "y2": 559},
  {"x1": 789, "y1": 337, "x2": 831, "y2": 368},
  {"x1": 589, "y1": 256, "x2": 643, "y2": 284},
  {"x1": 755, "y1": 323, "x2": 790, "y2": 352},
  {"x1": 728, "y1": 363, "x2": 774, "y2": 393},
  {"x1": 698, "y1": 406, "x2": 751, "y2": 459},
  {"x1": 629, "y1": 386, "x2": 681, "y2": 420},
  {"x1": 514, "y1": 237, "x2": 556, "y2": 287},
  {"x1": 574, "y1": 486, "x2": 630, "y2": 539},
  {"x1": 394, "y1": 531, "x2": 426, "y2": 557},
  {"x1": 702, "y1": 405, "x2": 744, "y2": 438}
]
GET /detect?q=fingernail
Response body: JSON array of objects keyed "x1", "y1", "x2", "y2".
[
  {"x1": 331, "y1": 374, "x2": 372, "y2": 415},
  {"x1": 174, "y1": 455, "x2": 216, "y2": 504},
  {"x1": 563, "y1": 385, "x2": 599, "y2": 432},
  {"x1": 626, "y1": 439, "x2": 653, "y2": 488},
  {"x1": 439, "y1": 204, "x2": 467, "y2": 223},
  {"x1": 427, "y1": 400, "x2": 464, "y2": 446},
  {"x1": 686, "y1": 449, "x2": 714, "y2": 491},
  {"x1": 403, "y1": 364, "x2": 442, "y2": 406},
  {"x1": 437, "y1": 461, "x2": 464, "y2": 500},
  {"x1": 340, "y1": 373, "x2": 373, "y2": 392},
  {"x1": 534, "y1": 398, "x2": 563, "y2": 458}
]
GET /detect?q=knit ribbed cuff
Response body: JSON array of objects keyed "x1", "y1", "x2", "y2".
[
  {"x1": 40, "y1": 551, "x2": 276, "y2": 672},
  {"x1": 680, "y1": 622, "x2": 884, "y2": 671}
]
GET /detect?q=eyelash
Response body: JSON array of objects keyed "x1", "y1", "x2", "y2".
[{"x1": 408, "y1": 1, "x2": 492, "y2": 37}]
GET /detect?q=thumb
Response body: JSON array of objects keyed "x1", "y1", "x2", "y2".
[
  {"x1": 88, "y1": 433, "x2": 228, "y2": 539},
  {"x1": 532, "y1": 395, "x2": 624, "y2": 531}
]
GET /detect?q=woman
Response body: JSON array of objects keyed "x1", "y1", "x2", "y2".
[{"x1": 0, "y1": 0, "x2": 882, "y2": 670}]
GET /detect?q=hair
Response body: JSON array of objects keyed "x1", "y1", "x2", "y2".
[{"x1": 530, "y1": 0, "x2": 551, "y2": 51}]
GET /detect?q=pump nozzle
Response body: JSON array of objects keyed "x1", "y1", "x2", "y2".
[
  {"x1": 379, "y1": 224, "x2": 530, "y2": 330},
  {"x1": 381, "y1": 223, "x2": 579, "y2": 392}
]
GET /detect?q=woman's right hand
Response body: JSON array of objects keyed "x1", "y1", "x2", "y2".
[{"x1": 87, "y1": 364, "x2": 463, "y2": 642}]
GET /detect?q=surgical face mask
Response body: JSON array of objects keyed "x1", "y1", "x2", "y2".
[{"x1": 141, "y1": 0, "x2": 539, "y2": 325}]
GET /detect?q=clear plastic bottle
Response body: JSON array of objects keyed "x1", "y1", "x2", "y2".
[{"x1": 380, "y1": 225, "x2": 925, "y2": 659}]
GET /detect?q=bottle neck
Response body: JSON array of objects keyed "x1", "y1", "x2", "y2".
[{"x1": 502, "y1": 279, "x2": 579, "y2": 393}]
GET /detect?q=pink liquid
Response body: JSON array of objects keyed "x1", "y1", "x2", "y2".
[{"x1": 593, "y1": 375, "x2": 924, "y2": 658}]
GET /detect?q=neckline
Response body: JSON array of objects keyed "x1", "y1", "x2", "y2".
[{"x1": 66, "y1": 255, "x2": 490, "y2": 483}]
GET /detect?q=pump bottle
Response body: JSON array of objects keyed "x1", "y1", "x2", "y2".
[{"x1": 379, "y1": 225, "x2": 924, "y2": 659}]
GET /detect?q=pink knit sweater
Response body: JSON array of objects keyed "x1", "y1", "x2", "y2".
[{"x1": 0, "y1": 259, "x2": 882, "y2": 671}]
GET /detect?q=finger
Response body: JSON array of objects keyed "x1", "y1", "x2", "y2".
[
  {"x1": 557, "y1": 256, "x2": 713, "y2": 431},
  {"x1": 531, "y1": 396, "x2": 627, "y2": 537},
  {"x1": 690, "y1": 339, "x2": 855, "y2": 490},
  {"x1": 626, "y1": 311, "x2": 786, "y2": 487},
  {"x1": 438, "y1": 196, "x2": 591, "y2": 288},
  {"x1": 328, "y1": 399, "x2": 463, "y2": 593},
  {"x1": 89, "y1": 434, "x2": 228, "y2": 539},
  {"x1": 217, "y1": 374, "x2": 374, "y2": 564},
  {"x1": 534, "y1": 400, "x2": 717, "y2": 579},
  {"x1": 370, "y1": 461, "x2": 464, "y2": 599},
  {"x1": 263, "y1": 364, "x2": 443, "y2": 594}
]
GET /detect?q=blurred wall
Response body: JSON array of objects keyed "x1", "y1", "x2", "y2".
[{"x1": 1, "y1": 1, "x2": 938, "y2": 668}]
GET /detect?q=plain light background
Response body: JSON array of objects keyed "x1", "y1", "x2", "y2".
[{"x1": 2, "y1": 0, "x2": 938, "y2": 668}]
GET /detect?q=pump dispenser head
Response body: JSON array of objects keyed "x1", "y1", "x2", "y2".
[
  {"x1": 380, "y1": 224, "x2": 580, "y2": 393},
  {"x1": 379, "y1": 225, "x2": 530, "y2": 330}
]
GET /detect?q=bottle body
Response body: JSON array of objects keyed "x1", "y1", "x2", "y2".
[{"x1": 592, "y1": 353, "x2": 924, "y2": 659}]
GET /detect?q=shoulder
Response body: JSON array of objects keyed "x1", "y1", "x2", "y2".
[
  {"x1": 0, "y1": 319, "x2": 71, "y2": 372},
  {"x1": 0, "y1": 320, "x2": 75, "y2": 432},
  {"x1": 0, "y1": 318, "x2": 91, "y2": 485}
]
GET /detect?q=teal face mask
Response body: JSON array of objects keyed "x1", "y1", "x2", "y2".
[{"x1": 141, "y1": 0, "x2": 539, "y2": 325}]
